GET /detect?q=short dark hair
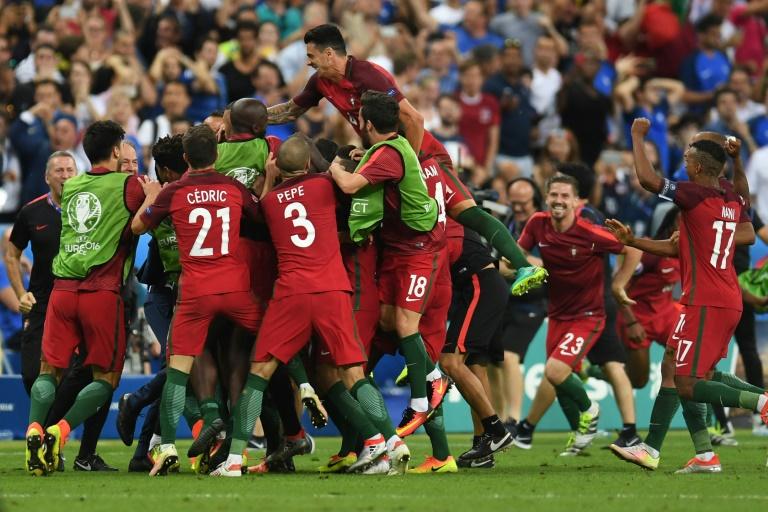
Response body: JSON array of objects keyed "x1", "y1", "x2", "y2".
[
  {"x1": 34, "y1": 78, "x2": 60, "y2": 94},
  {"x1": 695, "y1": 14, "x2": 723, "y2": 33},
  {"x1": 713, "y1": 87, "x2": 737, "y2": 104},
  {"x1": 555, "y1": 162, "x2": 593, "y2": 199},
  {"x1": 253, "y1": 60, "x2": 285, "y2": 88},
  {"x1": 152, "y1": 134, "x2": 187, "y2": 174},
  {"x1": 545, "y1": 172, "x2": 580, "y2": 197},
  {"x1": 361, "y1": 91, "x2": 399, "y2": 134},
  {"x1": 437, "y1": 93, "x2": 460, "y2": 106},
  {"x1": 459, "y1": 59, "x2": 481, "y2": 74},
  {"x1": 235, "y1": 20, "x2": 259, "y2": 37},
  {"x1": 276, "y1": 135, "x2": 310, "y2": 174},
  {"x1": 689, "y1": 139, "x2": 726, "y2": 176},
  {"x1": 83, "y1": 120, "x2": 125, "y2": 163},
  {"x1": 182, "y1": 124, "x2": 218, "y2": 169},
  {"x1": 303, "y1": 24, "x2": 346, "y2": 55}
]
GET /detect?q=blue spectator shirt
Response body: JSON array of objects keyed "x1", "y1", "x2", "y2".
[
  {"x1": 623, "y1": 98, "x2": 670, "y2": 175},
  {"x1": 448, "y1": 26, "x2": 504, "y2": 56},
  {"x1": 482, "y1": 74, "x2": 536, "y2": 157},
  {"x1": 680, "y1": 50, "x2": 731, "y2": 93}
]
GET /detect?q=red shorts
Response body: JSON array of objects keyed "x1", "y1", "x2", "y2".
[
  {"x1": 42, "y1": 289, "x2": 126, "y2": 372},
  {"x1": 254, "y1": 291, "x2": 366, "y2": 367},
  {"x1": 378, "y1": 250, "x2": 443, "y2": 314},
  {"x1": 354, "y1": 308, "x2": 380, "y2": 356},
  {"x1": 169, "y1": 290, "x2": 263, "y2": 357},
  {"x1": 239, "y1": 239, "x2": 277, "y2": 304},
  {"x1": 618, "y1": 302, "x2": 682, "y2": 350},
  {"x1": 447, "y1": 237, "x2": 463, "y2": 266},
  {"x1": 418, "y1": 261, "x2": 452, "y2": 362},
  {"x1": 546, "y1": 316, "x2": 605, "y2": 369},
  {"x1": 667, "y1": 304, "x2": 740, "y2": 378}
]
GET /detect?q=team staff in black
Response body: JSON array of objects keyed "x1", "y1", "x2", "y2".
[{"x1": 5, "y1": 151, "x2": 117, "y2": 471}]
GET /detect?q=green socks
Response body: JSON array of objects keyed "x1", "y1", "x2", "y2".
[
  {"x1": 326, "y1": 381, "x2": 379, "y2": 439},
  {"x1": 555, "y1": 389, "x2": 581, "y2": 431},
  {"x1": 285, "y1": 356, "x2": 309, "y2": 386},
  {"x1": 712, "y1": 371, "x2": 765, "y2": 395},
  {"x1": 159, "y1": 367, "x2": 190, "y2": 444},
  {"x1": 199, "y1": 398, "x2": 221, "y2": 428},
  {"x1": 399, "y1": 333, "x2": 429, "y2": 401},
  {"x1": 423, "y1": 405, "x2": 452, "y2": 460},
  {"x1": 645, "y1": 387, "x2": 680, "y2": 452},
  {"x1": 62, "y1": 379, "x2": 113, "y2": 429},
  {"x1": 182, "y1": 389, "x2": 201, "y2": 427},
  {"x1": 456, "y1": 206, "x2": 529, "y2": 269},
  {"x1": 323, "y1": 398, "x2": 357, "y2": 456},
  {"x1": 350, "y1": 378, "x2": 396, "y2": 439},
  {"x1": 29, "y1": 374, "x2": 57, "y2": 426},
  {"x1": 230, "y1": 373, "x2": 269, "y2": 456},
  {"x1": 692, "y1": 379, "x2": 761, "y2": 410},
  {"x1": 554, "y1": 373, "x2": 591, "y2": 412},
  {"x1": 681, "y1": 399, "x2": 712, "y2": 454}
]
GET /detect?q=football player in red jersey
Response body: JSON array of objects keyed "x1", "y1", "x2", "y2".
[
  {"x1": 608, "y1": 118, "x2": 768, "y2": 473},
  {"x1": 517, "y1": 173, "x2": 642, "y2": 456},
  {"x1": 131, "y1": 125, "x2": 267, "y2": 476},
  {"x1": 209, "y1": 136, "x2": 409, "y2": 477},
  {"x1": 267, "y1": 24, "x2": 547, "y2": 296}
]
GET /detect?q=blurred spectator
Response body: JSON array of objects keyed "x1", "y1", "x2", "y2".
[
  {"x1": 725, "y1": 66, "x2": 766, "y2": 123},
  {"x1": 337, "y1": 0, "x2": 389, "y2": 65},
  {"x1": 418, "y1": 37, "x2": 459, "y2": 95},
  {"x1": 680, "y1": 14, "x2": 731, "y2": 107},
  {"x1": 13, "y1": 25, "x2": 57, "y2": 84},
  {"x1": 727, "y1": 0, "x2": 768, "y2": 77},
  {"x1": 457, "y1": 59, "x2": 499, "y2": 177},
  {"x1": 220, "y1": 21, "x2": 261, "y2": 103},
  {"x1": 448, "y1": 0, "x2": 503, "y2": 57},
  {"x1": 558, "y1": 50, "x2": 611, "y2": 167},
  {"x1": 413, "y1": 75, "x2": 441, "y2": 132},
  {"x1": 703, "y1": 87, "x2": 756, "y2": 160},
  {"x1": 9, "y1": 79, "x2": 62, "y2": 203},
  {"x1": 11, "y1": 44, "x2": 63, "y2": 114},
  {"x1": 50, "y1": 113, "x2": 89, "y2": 172},
  {"x1": 747, "y1": 139, "x2": 768, "y2": 223},
  {"x1": 137, "y1": 81, "x2": 190, "y2": 168},
  {"x1": 257, "y1": 21, "x2": 282, "y2": 61},
  {"x1": 533, "y1": 128, "x2": 580, "y2": 192},
  {"x1": 0, "y1": 112, "x2": 21, "y2": 218},
  {"x1": 483, "y1": 40, "x2": 535, "y2": 180},
  {"x1": 432, "y1": 93, "x2": 472, "y2": 170},
  {"x1": 276, "y1": 2, "x2": 328, "y2": 89},
  {"x1": 257, "y1": 0, "x2": 303, "y2": 41},
  {"x1": 253, "y1": 61, "x2": 294, "y2": 140},
  {"x1": 429, "y1": 0, "x2": 464, "y2": 27},
  {"x1": 0, "y1": 229, "x2": 22, "y2": 349},
  {"x1": 491, "y1": 0, "x2": 567, "y2": 67},
  {"x1": 615, "y1": 75, "x2": 684, "y2": 175},
  {"x1": 67, "y1": 60, "x2": 104, "y2": 131},
  {"x1": 181, "y1": 39, "x2": 227, "y2": 123},
  {"x1": 530, "y1": 34, "x2": 562, "y2": 145}
]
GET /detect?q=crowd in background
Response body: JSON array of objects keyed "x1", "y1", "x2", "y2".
[{"x1": 0, "y1": 0, "x2": 767, "y2": 373}]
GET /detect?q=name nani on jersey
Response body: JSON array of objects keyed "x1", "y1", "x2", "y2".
[{"x1": 721, "y1": 206, "x2": 736, "y2": 220}]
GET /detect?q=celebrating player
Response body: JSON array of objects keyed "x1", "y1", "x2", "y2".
[
  {"x1": 268, "y1": 23, "x2": 547, "y2": 296},
  {"x1": 516, "y1": 173, "x2": 642, "y2": 456},
  {"x1": 608, "y1": 118, "x2": 768, "y2": 473},
  {"x1": 131, "y1": 125, "x2": 266, "y2": 476},
  {"x1": 25, "y1": 121, "x2": 153, "y2": 476}
]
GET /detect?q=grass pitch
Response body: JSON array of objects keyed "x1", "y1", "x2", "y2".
[{"x1": 0, "y1": 432, "x2": 766, "y2": 512}]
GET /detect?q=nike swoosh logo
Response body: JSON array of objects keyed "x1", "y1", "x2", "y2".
[
  {"x1": 470, "y1": 459, "x2": 490, "y2": 467},
  {"x1": 675, "y1": 362, "x2": 687, "y2": 368},
  {"x1": 319, "y1": 350, "x2": 330, "y2": 356},
  {"x1": 78, "y1": 462, "x2": 91, "y2": 470},
  {"x1": 489, "y1": 434, "x2": 510, "y2": 451},
  {"x1": 431, "y1": 464, "x2": 447, "y2": 472},
  {"x1": 661, "y1": 268, "x2": 675, "y2": 274},
  {"x1": 539, "y1": 243, "x2": 549, "y2": 247},
  {"x1": 35, "y1": 225, "x2": 48, "y2": 231},
  {"x1": 405, "y1": 297, "x2": 420, "y2": 302}
]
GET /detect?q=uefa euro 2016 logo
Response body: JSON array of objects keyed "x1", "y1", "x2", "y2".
[
  {"x1": 226, "y1": 166, "x2": 256, "y2": 187},
  {"x1": 68, "y1": 192, "x2": 102, "y2": 234}
]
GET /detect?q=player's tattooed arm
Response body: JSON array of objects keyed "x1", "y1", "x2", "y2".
[
  {"x1": 605, "y1": 219, "x2": 679, "y2": 257},
  {"x1": 631, "y1": 118, "x2": 664, "y2": 194},
  {"x1": 267, "y1": 100, "x2": 309, "y2": 125}
]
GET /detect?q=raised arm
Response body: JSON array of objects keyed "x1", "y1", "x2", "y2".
[
  {"x1": 630, "y1": 118, "x2": 664, "y2": 193},
  {"x1": 398, "y1": 98, "x2": 425, "y2": 154},
  {"x1": 267, "y1": 100, "x2": 309, "y2": 125},
  {"x1": 724, "y1": 136, "x2": 750, "y2": 198}
]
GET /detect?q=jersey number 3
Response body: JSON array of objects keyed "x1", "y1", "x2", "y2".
[
  {"x1": 285, "y1": 202, "x2": 316, "y2": 248},
  {"x1": 189, "y1": 207, "x2": 230, "y2": 257}
]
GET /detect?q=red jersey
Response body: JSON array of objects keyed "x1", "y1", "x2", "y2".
[
  {"x1": 627, "y1": 252, "x2": 680, "y2": 315},
  {"x1": 140, "y1": 170, "x2": 259, "y2": 299},
  {"x1": 358, "y1": 145, "x2": 445, "y2": 254},
  {"x1": 341, "y1": 241, "x2": 378, "y2": 312},
  {"x1": 659, "y1": 179, "x2": 749, "y2": 311},
  {"x1": 457, "y1": 93, "x2": 500, "y2": 164},
  {"x1": 54, "y1": 168, "x2": 145, "y2": 293},
  {"x1": 260, "y1": 173, "x2": 351, "y2": 299},
  {"x1": 518, "y1": 212, "x2": 624, "y2": 320},
  {"x1": 292, "y1": 56, "x2": 448, "y2": 161}
]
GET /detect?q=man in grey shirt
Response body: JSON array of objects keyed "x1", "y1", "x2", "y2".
[{"x1": 490, "y1": 0, "x2": 567, "y2": 67}]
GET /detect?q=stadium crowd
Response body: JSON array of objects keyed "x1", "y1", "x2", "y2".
[{"x1": 2, "y1": 0, "x2": 768, "y2": 476}]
